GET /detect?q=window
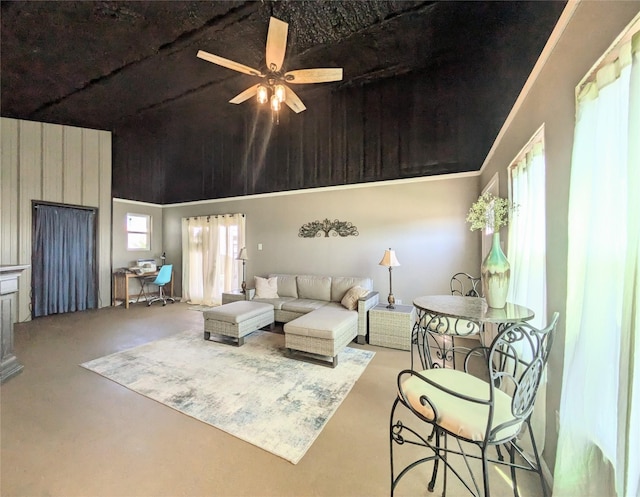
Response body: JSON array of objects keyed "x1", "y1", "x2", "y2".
[
  {"x1": 507, "y1": 124, "x2": 546, "y2": 328},
  {"x1": 126, "y1": 213, "x2": 151, "y2": 251},
  {"x1": 553, "y1": 17, "x2": 639, "y2": 497},
  {"x1": 181, "y1": 213, "x2": 246, "y2": 306}
]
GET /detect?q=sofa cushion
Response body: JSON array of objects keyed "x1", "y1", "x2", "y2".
[
  {"x1": 331, "y1": 276, "x2": 373, "y2": 302},
  {"x1": 252, "y1": 296, "x2": 296, "y2": 310},
  {"x1": 281, "y1": 299, "x2": 328, "y2": 313},
  {"x1": 203, "y1": 301, "x2": 274, "y2": 324},
  {"x1": 341, "y1": 285, "x2": 370, "y2": 310},
  {"x1": 269, "y1": 273, "x2": 298, "y2": 298},
  {"x1": 255, "y1": 276, "x2": 278, "y2": 298},
  {"x1": 297, "y1": 275, "x2": 331, "y2": 301},
  {"x1": 284, "y1": 306, "x2": 357, "y2": 340}
]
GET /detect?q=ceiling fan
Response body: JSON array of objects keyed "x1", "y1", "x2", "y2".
[{"x1": 197, "y1": 16, "x2": 343, "y2": 119}]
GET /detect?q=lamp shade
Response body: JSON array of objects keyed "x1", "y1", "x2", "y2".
[
  {"x1": 379, "y1": 248, "x2": 400, "y2": 267},
  {"x1": 236, "y1": 247, "x2": 248, "y2": 261}
]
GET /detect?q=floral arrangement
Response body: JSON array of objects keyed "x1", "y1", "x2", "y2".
[{"x1": 466, "y1": 192, "x2": 513, "y2": 232}]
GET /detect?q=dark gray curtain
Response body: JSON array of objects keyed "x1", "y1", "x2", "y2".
[{"x1": 32, "y1": 204, "x2": 97, "y2": 317}]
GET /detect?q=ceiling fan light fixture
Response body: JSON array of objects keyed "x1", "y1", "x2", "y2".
[
  {"x1": 197, "y1": 16, "x2": 343, "y2": 120},
  {"x1": 257, "y1": 84, "x2": 269, "y2": 104},
  {"x1": 274, "y1": 84, "x2": 286, "y2": 103},
  {"x1": 270, "y1": 94, "x2": 281, "y2": 112}
]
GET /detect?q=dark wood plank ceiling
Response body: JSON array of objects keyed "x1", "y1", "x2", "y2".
[{"x1": 1, "y1": 1, "x2": 565, "y2": 204}]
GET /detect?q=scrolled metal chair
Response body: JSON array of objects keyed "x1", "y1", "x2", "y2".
[
  {"x1": 450, "y1": 272, "x2": 482, "y2": 297},
  {"x1": 390, "y1": 312, "x2": 560, "y2": 497},
  {"x1": 421, "y1": 273, "x2": 483, "y2": 369}
]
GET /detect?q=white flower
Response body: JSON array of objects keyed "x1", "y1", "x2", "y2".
[{"x1": 466, "y1": 193, "x2": 513, "y2": 232}]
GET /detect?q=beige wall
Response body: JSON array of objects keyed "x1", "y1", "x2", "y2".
[
  {"x1": 479, "y1": 0, "x2": 640, "y2": 473},
  {"x1": 162, "y1": 174, "x2": 481, "y2": 305},
  {"x1": 0, "y1": 118, "x2": 112, "y2": 321},
  {"x1": 111, "y1": 199, "x2": 165, "y2": 299}
]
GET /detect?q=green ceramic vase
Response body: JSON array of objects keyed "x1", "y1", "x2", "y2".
[{"x1": 481, "y1": 232, "x2": 510, "y2": 308}]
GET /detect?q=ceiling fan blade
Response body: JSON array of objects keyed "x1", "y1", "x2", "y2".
[
  {"x1": 229, "y1": 84, "x2": 260, "y2": 104},
  {"x1": 284, "y1": 68, "x2": 343, "y2": 84},
  {"x1": 284, "y1": 86, "x2": 306, "y2": 114},
  {"x1": 197, "y1": 50, "x2": 262, "y2": 77},
  {"x1": 266, "y1": 17, "x2": 288, "y2": 72}
]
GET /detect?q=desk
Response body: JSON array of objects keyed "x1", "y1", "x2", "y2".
[
  {"x1": 412, "y1": 295, "x2": 534, "y2": 369},
  {"x1": 112, "y1": 270, "x2": 174, "y2": 309}
]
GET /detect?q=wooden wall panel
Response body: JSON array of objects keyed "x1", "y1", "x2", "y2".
[
  {"x1": 97, "y1": 131, "x2": 112, "y2": 309},
  {"x1": 63, "y1": 126, "x2": 83, "y2": 205},
  {"x1": 18, "y1": 121, "x2": 41, "y2": 319},
  {"x1": 0, "y1": 118, "x2": 112, "y2": 321},
  {"x1": 1, "y1": 119, "x2": 19, "y2": 265},
  {"x1": 81, "y1": 129, "x2": 100, "y2": 207},
  {"x1": 42, "y1": 124, "x2": 63, "y2": 202}
]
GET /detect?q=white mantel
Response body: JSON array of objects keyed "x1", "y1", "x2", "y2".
[{"x1": 1, "y1": 264, "x2": 29, "y2": 383}]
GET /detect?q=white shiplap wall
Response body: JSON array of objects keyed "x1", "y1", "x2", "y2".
[{"x1": 0, "y1": 118, "x2": 112, "y2": 322}]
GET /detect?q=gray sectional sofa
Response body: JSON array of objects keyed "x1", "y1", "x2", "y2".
[
  {"x1": 251, "y1": 273, "x2": 379, "y2": 366},
  {"x1": 253, "y1": 273, "x2": 379, "y2": 344}
]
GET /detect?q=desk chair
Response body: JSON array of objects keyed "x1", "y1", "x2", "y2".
[
  {"x1": 146, "y1": 264, "x2": 175, "y2": 306},
  {"x1": 390, "y1": 312, "x2": 560, "y2": 497}
]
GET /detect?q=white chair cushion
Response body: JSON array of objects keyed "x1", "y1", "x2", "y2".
[{"x1": 401, "y1": 368, "x2": 521, "y2": 442}]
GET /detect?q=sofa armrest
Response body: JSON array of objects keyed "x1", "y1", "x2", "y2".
[{"x1": 356, "y1": 291, "x2": 379, "y2": 344}]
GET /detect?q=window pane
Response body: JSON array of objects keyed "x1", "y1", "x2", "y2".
[
  {"x1": 127, "y1": 214, "x2": 149, "y2": 232},
  {"x1": 128, "y1": 233, "x2": 149, "y2": 250}
]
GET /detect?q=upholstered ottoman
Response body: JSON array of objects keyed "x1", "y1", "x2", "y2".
[
  {"x1": 283, "y1": 305, "x2": 358, "y2": 367},
  {"x1": 203, "y1": 301, "x2": 274, "y2": 346}
]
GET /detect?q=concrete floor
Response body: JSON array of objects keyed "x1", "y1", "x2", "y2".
[{"x1": 1, "y1": 302, "x2": 544, "y2": 497}]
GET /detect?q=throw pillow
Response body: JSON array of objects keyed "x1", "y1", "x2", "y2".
[
  {"x1": 255, "y1": 276, "x2": 279, "y2": 299},
  {"x1": 341, "y1": 285, "x2": 369, "y2": 310}
]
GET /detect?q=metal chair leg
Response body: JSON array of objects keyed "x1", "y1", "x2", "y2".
[
  {"x1": 428, "y1": 428, "x2": 440, "y2": 492},
  {"x1": 526, "y1": 420, "x2": 548, "y2": 497},
  {"x1": 508, "y1": 442, "x2": 519, "y2": 497},
  {"x1": 482, "y1": 446, "x2": 491, "y2": 497}
]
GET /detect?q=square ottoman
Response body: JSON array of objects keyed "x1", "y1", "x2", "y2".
[{"x1": 203, "y1": 301, "x2": 274, "y2": 346}]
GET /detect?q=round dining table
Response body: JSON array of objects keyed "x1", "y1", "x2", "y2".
[{"x1": 411, "y1": 295, "x2": 535, "y2": 369}]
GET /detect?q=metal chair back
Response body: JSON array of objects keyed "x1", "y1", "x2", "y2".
[{"x1": 450, "y1": 272, "x2": 482, "y2": 297}]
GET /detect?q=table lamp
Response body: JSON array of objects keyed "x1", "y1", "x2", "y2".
[
  {"x1": 236, "y1": 247, "x2": 248, "y2": 293},
  {"x1": 379, "y1": 248, "x2": 400, "y2": 309}
]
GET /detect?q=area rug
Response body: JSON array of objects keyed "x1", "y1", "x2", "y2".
[
  {"x1": 80, "y1": 329, "x2": 374, "y2": 464},
  {"x1": 187, "y1": 304, "x2": 219, "y2": 312}
]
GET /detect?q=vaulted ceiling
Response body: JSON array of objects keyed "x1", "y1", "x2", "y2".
[{"x1": 1, "y1": 1, "x2": 566, "y2": 203}]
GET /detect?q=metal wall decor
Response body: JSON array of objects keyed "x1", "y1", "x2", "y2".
[{"x1": 298, "y1": 218, "x2": 359, "y2": 238}]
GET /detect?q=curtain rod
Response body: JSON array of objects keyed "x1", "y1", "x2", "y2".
[
  {"x1": 184, "y1": 213, "x2": 245, "y2": 221},
  {"x1": 33, "y1": 200, "x2": 97, "y2": 212}
]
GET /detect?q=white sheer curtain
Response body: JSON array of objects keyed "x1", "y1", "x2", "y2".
[
  {"x1": 553, "y1": 26, "x2": 639, "y2": 497},
  {"x1": 507, "y1": 132, "x2": 547, "y2": 329},
  {"x1": 181, "y1": 213, "x2": 246, "y2": 306},
  {"x1": 506, "y1": 129, "x2": 548, "y2": 455}
]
